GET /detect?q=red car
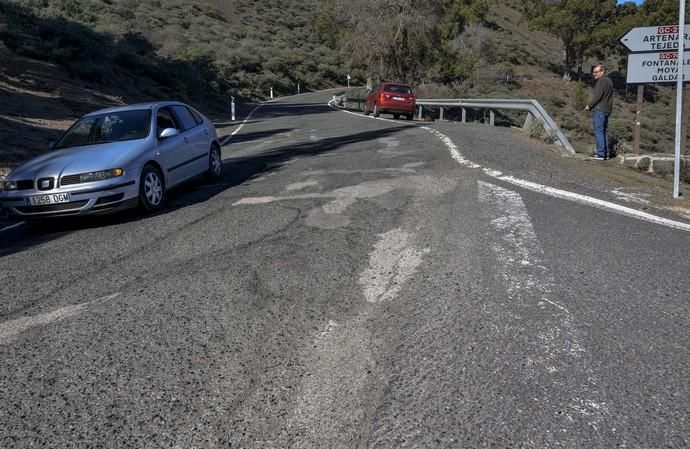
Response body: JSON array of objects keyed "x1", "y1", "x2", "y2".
[{"x1": 364, "y1": 83, "x2": 416, "y2": 120}]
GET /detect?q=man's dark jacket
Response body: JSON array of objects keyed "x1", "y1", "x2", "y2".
[{"x1": 588, "y1": 76, "x2": 613, "y2": 113}]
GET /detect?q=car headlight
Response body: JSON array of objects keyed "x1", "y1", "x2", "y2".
[
  {"x1": 2, "y1": 180, "x2": 18, "y2": 191},
  {"x1": 78, "y1": 168, "x2": 124, "y2": 183}
]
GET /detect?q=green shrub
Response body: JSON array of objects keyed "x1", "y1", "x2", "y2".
[
  {"x1": 610, "y1": 134, "x2": 632, "y2": 155},
  {"x1": 548, "y1": 95, "x2": 566, "y2": 108},
  {"x1": 559, "y1": 112, "x2": 584, "y2": 131},
  {"x1": 572, "y1": 81, "x2": 588, "y2": 110},
  {"x1": 526, "y1": 120, "x2": 557, "y2": 144}
]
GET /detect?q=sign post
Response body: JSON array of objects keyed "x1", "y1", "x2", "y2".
[
  {"x1": 634, "y1": 85, "x2": 643, "y2": 153},
  {"x1": 622, "y1": 18, "x2": 688, "y2": 198},
  {"x1": 673, "y1": 3, "x2": 686, "y2": 198}
]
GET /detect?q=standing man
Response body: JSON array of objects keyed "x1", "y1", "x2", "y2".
[{"x1": 585, "y1": 64, "x2": 614, "y2": 160}]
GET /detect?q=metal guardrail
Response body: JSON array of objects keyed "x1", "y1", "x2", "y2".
[
  {"x1": 332, "y1": 94, "x2": 575, "y2": 155},
  {"x1": 415, "y1": 98, "x2": 575, "y2": 155}
]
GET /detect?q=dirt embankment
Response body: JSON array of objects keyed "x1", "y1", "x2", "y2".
[
  {"x1": 0, "y1": 52, "x2": 130, "y2": 171},
  {"x1": 0, "y1": 47, "x2": 230, "y2": 177}
]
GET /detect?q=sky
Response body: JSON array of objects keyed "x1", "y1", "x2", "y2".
[{"x1": 617, "y1": 0, "x2": 644, "y2": 4}]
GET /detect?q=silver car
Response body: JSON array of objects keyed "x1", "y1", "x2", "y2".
[{"x1": 0, "y1": 101, "x2": 223, "y2": 219}]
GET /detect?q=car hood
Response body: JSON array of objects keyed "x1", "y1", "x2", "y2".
[{"x1": 7, "y1": 141, "x2": 150, "y2": 180}]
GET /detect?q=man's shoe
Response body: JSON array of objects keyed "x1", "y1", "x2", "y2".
[{"x1": 591, "y1": 155, "x2": 605, "y2": 160}]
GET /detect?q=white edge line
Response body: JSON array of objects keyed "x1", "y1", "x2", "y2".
[
  {"x1": 496, "y1": 175, "x2": 690, "y2": 232},
  {"x1": 328, "y1": 102, "x2": 690, "y2": 233},
  {"x1": 222, "y1": 88, "x2": 347, "y2": 146},
  {"x1": 219, "y1": 103, "x2": 265, "y2": 146}
]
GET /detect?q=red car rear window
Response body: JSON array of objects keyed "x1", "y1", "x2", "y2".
[{"x1": 383, "y1": 84, "x2": 412, "y2": 95}]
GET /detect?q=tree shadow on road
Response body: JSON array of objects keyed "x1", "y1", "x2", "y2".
[
  {"x1": 0, "y1": 124, "x2": 413, "y2": 257},
  {"x1": 220, "y1": 128, "x2": 295, "y2": 145}
]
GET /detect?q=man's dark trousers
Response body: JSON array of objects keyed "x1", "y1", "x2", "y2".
[{"x1": 593, "y1": 110, "x2": 609, "y2": 158}]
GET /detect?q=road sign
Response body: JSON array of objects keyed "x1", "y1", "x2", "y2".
[
  {"x1": 626, "y1": 51, "x2": 690, "y2": 83},
  {"x1": 620, "y1": 25, "x2": 690, "y2": 52}
]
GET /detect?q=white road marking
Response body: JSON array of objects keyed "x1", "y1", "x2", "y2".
[
  {"x1": 378, "y1": 137, "x2": 399, "y2": 148},
  {"x1": 219, "y1": 103, "x2": 266, "y2": 145},
  {"x1": 286, "y1": 315, "x2": 375, "y2": 447},
  {"x1": 0, "y1": 292, "x2": 121, "y2": 345},
  {"x1": 421, "y1": 126, "x2": 482, "y2": 169},
  {"x1": 478, "y1": 181, "x2": 555, "y2": 300},
  {"x1": 317, "y1": 319, "x2": 338, "y2": 339},
  {"x1": 286, "y1": 180, "x2": 319, "y2": 191},
  {"x1": 0, "y1": 221, "x2": 25, "y2": 233},
  {"x1": 496, "y1": 175, "x2": 690, "y2": 232},
  {"x1": 234, "y1": 179, "x2": 401, "y2": 208},
  {"x1": 359, "y1": 228, "x2": 429, "y2": 303},
  {"x1": 610, "y1": 187, "x2": 651, "y2": 204},
  {"x1": 234, "y1": 193, "x2": 322, "y2": 205},
  {"x1": 540, "y1": 297, "x2": 569, "y2": 313},
  {"x1": 331, "y1": 104, "x2": 690, "y2": 232},
  {"x1": 478, "y1": 181, "x2": 609, "y2": 431}
]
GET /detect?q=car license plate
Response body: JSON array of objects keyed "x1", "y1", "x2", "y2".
[
  {"x1": 26, "y1": 192, "x2": 71, "y2": 206},
  {"x1": 393, "y1": 96, "x2": 404, "y2": 101}
]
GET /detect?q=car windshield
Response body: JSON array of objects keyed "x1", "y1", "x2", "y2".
[
  {"x1": 54, "y1": 110, "x2": 151, "y2": 149},
  {"x1": 384, "y1": 84, "x2": 412, "y2": 95}
]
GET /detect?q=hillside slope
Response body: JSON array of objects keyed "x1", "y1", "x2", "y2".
[
  {"x1": 3, "y1": 0, "x2": 340, "y2": 98},
  {"x1": 0, "y1": 0, "x2": 684, "y2": 171},
  {"x1": 465, "y1": 2, "x2": 679, "y2": 156}
]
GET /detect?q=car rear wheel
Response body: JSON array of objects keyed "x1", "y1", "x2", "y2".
[
  {"x1": 373, "y1": 103, "x2": 380, "y2": 117},
  {"x1": 139, "y1": 164, "x2": 165, "y2": 212},
  {"x1": 206, "y1": 144, "x2": 222, "y2": 180}
]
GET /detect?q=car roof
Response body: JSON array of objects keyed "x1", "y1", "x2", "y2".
[
  {"x1": 85, "y1": 101, "x2": 188, "y2": 116},
  {"x1": 381, "y1": 82, "x2": 411, "y2": 87}
]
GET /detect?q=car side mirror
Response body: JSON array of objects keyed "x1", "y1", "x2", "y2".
[{"x1": 159, "y1": 128, "x2": 179, "y2": 139}]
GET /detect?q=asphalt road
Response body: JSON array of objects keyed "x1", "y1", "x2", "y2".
[{"x1": 0, "y1": 90, "x2": 688, "y2": 448}]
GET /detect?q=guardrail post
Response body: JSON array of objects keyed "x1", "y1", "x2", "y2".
[
  {"x1": 489, "y1": 110, "x2": 495, "y2": 126},
  {"x1": 523, "y1": 113, "x2": 534, "y2": 130},
  {"x1": 418, "y1": 105, "x2": 423, "y2": 120},
  {"x1": 439, "y1": 107, "x2": 444, "y2": 121},
  {"x1": 461, "y1": 108, "x2": 466, "y2": 123}
]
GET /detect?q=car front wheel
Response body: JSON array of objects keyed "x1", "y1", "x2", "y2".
[{"x1": 139, "y1": 165, "x2": 165, "y2": 212}]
